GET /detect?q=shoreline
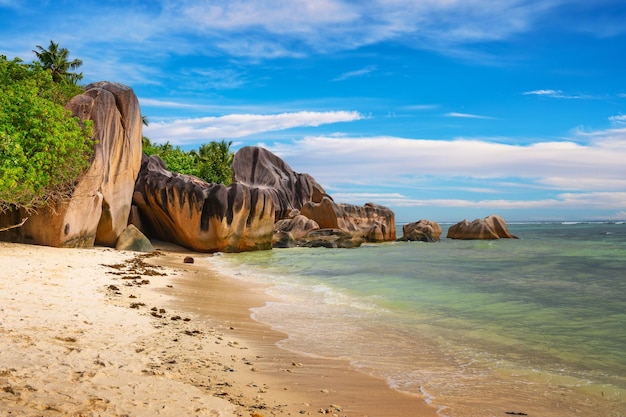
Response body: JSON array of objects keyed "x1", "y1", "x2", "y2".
[
  {"x1": 0, "y1": 242, "x2": 438, "y2": 417},
  {"x1": 151, "y1": 244, "x2": 440, "y2": 417}
]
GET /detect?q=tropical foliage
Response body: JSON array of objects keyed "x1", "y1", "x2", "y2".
[
  {"x1": 32, "y1": 40, "x2": 83, "y2": 85},
  {"x1": 142, "y1": 138, "x2": 234, "y2": 185},
  {"x1": 0, "y1": 55, "x2": 94, "y2": 213}
]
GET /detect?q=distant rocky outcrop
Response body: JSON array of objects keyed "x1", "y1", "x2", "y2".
[
  {"x1": 132, "y1": 155, "x2": 275, "y2": 252},
  {"x1": 398, "y1": 220, "x2": 442, "y2": 242},
  {"x1": 446, "y1": 215, "x2": 517, "y2": 240},
  {"x1": 0, "y1": 82, "x2": 142, "y2": 247}
]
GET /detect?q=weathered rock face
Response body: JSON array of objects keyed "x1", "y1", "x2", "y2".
[
  {"x1": 133, "y1": 155, "x2": 275, "y2": 252},
  {"x1": 398, "y1": 220, "x2": 442, "y2": 242},
  {"x1": 300, "y1": 199, "x2": 396, "y2": 243},
  {"x1": 127, "y1": 145, "x2": 395, "y2": 252},
  {"x1": 337, "y1": 202, "x2": 396, "y2": 242},
  {"x1": 232, "y1": 146, "x2": 327, "y2": 220},
  {"x1": 273, "y1": 214, "x2": 320, "y2": 248},
  {"x1": 230, "y1": 147, "x2": 396, "y2": 247},
  {"x1": 300, "y1": 228, "x2": 364, "y2": 249},
  {"x1": 0, "y1": 82, "x2": 142, "y2": 247},
  {"x1": 446, "y1": 215, "x2": 517, "y2": 240}
]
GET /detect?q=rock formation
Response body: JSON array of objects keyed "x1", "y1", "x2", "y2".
[
  {"x1": 230, "y1": 146, "x2": 396, "y2": 248},
  {"x1": 232, "y1": 146, "x2": 327, "y2": 219},
  {"x1": 131, "y1": 146, "x2": 396, "y2": 251},
  {"x1": 446, "y1": 215, "x2": 517, "y2": 240},
  {"x1": 273, "y1": 214, "x2": 320, "y2": 248},
  {"x1": 132, "y1": 155, "x2": 275, "y2": 252},
  {"x1": 398, "y1": 220, "x2": 442, "y2": 242},
  {"x1": 0, "y1": 82, "x2": 142, "y2": 248},
  {"x1": 115, "y1": 224, "x2": 154, "y2": 252},
  {"x1": 300, "y1": 228, "x2": 364, "y2": 249}
]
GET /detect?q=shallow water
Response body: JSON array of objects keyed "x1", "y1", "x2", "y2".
[{"x1": 211, "y1": 223, "x2": 626, "y2": 416}]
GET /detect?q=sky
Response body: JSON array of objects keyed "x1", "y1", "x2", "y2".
[{"x1": 2, "y1": 0, "x2": 626, "y2": 223}]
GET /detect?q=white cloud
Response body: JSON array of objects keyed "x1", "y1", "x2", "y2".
[
  {"x1": 331, "y1": 192, "x2": 626, "y2": 211},
  {"x1": 6, "y1": 0, "x2": 620, "y2": 70},
  {"x1": 522, "y1": 89, "x2": 597, "y2": 99},
  {"x1": 609, "y1": 114, "x2": 626, "y2": 125},
  {"x1": 523, "y1": 89, "x2": 563, "y2": 97},
  {"x1": 332, "y1": 66, "x2": 377, "y2": 82},
  {"x1": 158, "y1": 0, "x2": 574, "y2": 58},
  {"x1": 9, "y1": 0, "x2": 609, "y2": 77},
  {"x1": 143, "y1": 111, "x2": 364, "y2": 143},
  {"x1": 266, "y1": 131, "x2": 626, "y2": 193},
  {"x1": 175, "y1": 0, "x2": 358, "y2": 34},
  {"x1": 445, "y1": 112, "x2": 497, "y2": 119}
]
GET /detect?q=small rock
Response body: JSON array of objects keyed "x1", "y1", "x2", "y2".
[
  {"x1": 330, "y1": 404, "x2": 343, "y2": 412},
  {"x1": 183, "y1": 256, "x2": 194, "y2": 264}
]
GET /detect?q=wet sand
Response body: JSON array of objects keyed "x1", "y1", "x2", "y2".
[{"x1": 0, "y1": 242, "x2": 437, "y2": 417}]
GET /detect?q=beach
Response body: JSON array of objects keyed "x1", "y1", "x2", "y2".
[
  {"x1": 204, "y1": 223, "x2": 626, "y2": 417},
  {"x1": 0, "y1": 241, "x2": 437, "y2": 417}
]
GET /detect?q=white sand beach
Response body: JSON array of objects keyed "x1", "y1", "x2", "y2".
[{"x1": 0, "y1": 242, "x2": 437, "y2": 417}]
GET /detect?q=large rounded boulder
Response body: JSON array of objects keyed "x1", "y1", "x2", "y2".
[
  {"x1": 0, "y1": 82, "x2": 142, "y2": 248},
  {"x1": 398, "y1": 220, "x2": 442, "y2": 242},
  {"x1": 447, "y1": 215, "x2": 517, "y2": 240}
]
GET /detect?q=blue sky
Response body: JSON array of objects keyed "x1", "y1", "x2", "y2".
[{"x1": 2, "y1": 0, "x2": 626, "y2": 222}]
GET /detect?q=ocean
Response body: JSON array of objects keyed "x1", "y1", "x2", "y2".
[{"x1": 209, "y1": 222, "x2": 626, "y2": 417}]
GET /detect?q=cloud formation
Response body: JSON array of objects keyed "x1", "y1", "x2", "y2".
[
  {"x1": 264, "y1": 129, "x2": 626, "y2": 200},
  {"x1": 16, "y1": 0, "x2": 587, "y2": 63},
  {"x1": 143, "y1": 111, "x2": 364, "y2": 143},
  {"x1": 445, "y1": 112, "x2": 496, "y2": 119},
  {"x1": 523, "y1": 89, "x2": 563, "y2": 97},
  {"x1": 522, "y1": 89, "x2": 598, "y2": 100},
  {"x1": 332, "y1": 66, "x2": 377, "y2": 82},
  {"x1": 331, "y1": 192, "x2": 626, "y2": 211},
  {"x1": 609, "y1": 114, "x2": 626, "y2": 125}
]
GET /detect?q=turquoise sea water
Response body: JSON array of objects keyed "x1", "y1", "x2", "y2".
[{"x1": 210, "y1": 223, "x2": 626, "y2": 417}]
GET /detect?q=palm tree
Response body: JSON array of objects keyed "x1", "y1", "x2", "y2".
[
  {"x1": 33, "y1": 40, "x2": 83, "y2": 84},
  {"x1": 192, "y1": 140, "x2": 234, "y2": 167},
  {"x1": 191, "y1": 140, "x2": 234, "y2": 184}
]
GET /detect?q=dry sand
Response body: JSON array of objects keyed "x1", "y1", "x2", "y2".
[{"x1": 0, "y1": 242, "x2": 437, "y2": 417}]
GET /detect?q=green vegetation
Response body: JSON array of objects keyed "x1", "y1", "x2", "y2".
[
  {"x1": 33, "y1": 40, "x2": 83, "y2": 85},
  {"x1": 1, "y1": 38, "x2": 234, "y2": 224},
  {"x1": 0, "y1": 54, "x2": 94, "y2": 213},
  {"x1": 142, "y1": 138, "x2": 234, "y2": 185}
]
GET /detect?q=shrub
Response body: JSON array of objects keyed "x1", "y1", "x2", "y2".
[
  {"x1": 0, "y1": 55, "x2": 94, "y2": 213},
  {"x1": 142, "y1": 138, "x2": 233, "y2": 185}
]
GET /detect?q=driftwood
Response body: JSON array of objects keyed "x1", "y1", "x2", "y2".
[{"x1": 0, "y1": 217, "x2": 28, "y2": 232}]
